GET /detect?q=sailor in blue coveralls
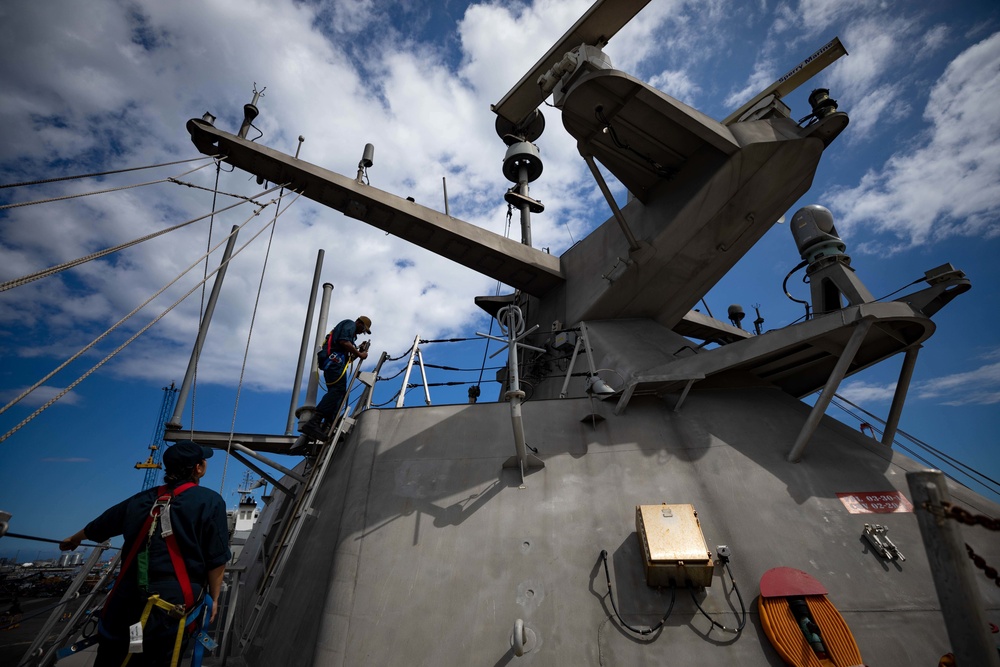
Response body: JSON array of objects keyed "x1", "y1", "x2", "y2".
[
  {"x1": 301, "y1": 315, "x2": 371, "y2": 441},
  {"x1": 61, "y1": 441, "x2": 231, "y2": 666}
]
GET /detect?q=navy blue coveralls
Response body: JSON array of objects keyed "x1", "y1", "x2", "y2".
[{"x1": 315, "y1": 318, "x2": 360, "y2": 421}]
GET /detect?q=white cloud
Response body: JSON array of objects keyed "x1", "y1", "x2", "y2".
[
  {"x1": 838, "y1": 379, "x2": 898, "y2": 404},
  {"x1": 916, "y1": 360, "x2": 1000, "y2": 405},
  {"x1": 2, "y1": 386, "x2": 82, "y2": 409},
  {"x1": 825, "y1": 31, "x2": 1000, "y2": 248}
]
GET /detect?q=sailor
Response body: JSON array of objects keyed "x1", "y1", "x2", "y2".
[
  {"x1": 60, "y1": 441, "x2": 230, "y2": 666},
  {"x1": 302, "y1": 315, "x2": 372, "y2": 441}
]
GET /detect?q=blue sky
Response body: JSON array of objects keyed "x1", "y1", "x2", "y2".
[{"x1": 1, "y1": 0, "x2": 999, "y2": 561}]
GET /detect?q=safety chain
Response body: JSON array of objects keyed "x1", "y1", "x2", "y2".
[
  {"x1": 923, "y1": 501, "x2": 1000, "y2": 588},
  {"x1": 924, "y1": 502, "x2": 1000, "y2": 531},
  {"x1": 965, "y1": 544, "x2": 1000, "y2": 588}
]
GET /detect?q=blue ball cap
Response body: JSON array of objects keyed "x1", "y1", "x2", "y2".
[{"x1": 163, "y1": 440, "x2": 214, "y2": 468}]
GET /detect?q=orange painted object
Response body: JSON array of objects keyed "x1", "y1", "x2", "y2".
[{"x1": 758, "y1": 568, "x2": 864, "y2": 667}]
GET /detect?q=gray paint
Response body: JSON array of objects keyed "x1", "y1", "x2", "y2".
[{"x1": 239, "y1": 392, "x2": 998, "y2": 666}]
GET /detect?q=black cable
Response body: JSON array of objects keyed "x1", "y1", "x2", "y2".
[
  {"x1": 688, "y1": 560, "x2": 747, "y2": 634},
  {"x1": 599, "y1": 550, "x2": 675, "y2": 636},
  {"x1": 782, "y1": 260, "x2": 811, "y2": 321},
  {"x1": 421, "y1": 363, "x2": 505, "y2": 373},
  {"x1": 873, "y1": 277, "x2": 925, "y2": 302}
]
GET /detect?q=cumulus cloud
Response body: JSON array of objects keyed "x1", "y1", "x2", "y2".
[{"x1": 825, "y1": 31, "x2": 1000, "y2": 249}]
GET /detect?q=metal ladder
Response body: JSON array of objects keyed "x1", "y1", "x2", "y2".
[{"x1": 236, "y1": 365, "x2": 365, "y2": 652}]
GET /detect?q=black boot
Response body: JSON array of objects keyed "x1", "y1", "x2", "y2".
[{"x1": 300, "y1": 415, "x2": 327, "y2": 441}]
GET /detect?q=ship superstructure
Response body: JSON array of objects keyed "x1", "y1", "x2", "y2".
[{"x1": 5, "y1": 1, "x2": 999, "y2": 666}]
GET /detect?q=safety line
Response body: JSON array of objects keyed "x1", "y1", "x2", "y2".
[
  {"x1": 0, "y1": 184, "x2": 283, "y2": 293},
  {"x1": 0, "y1": 160, "x2": 216, "y2": 210},
  {"x1": 0, "y1": 187, "x2": 292, "y2": 429},
  {"x1": 219, "y1": 189, "x2": 301, "y2": 495},
  {"x1": 0, "y1": 155, "x2": 216, "y2": 189}
]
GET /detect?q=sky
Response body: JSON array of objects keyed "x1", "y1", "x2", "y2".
[{"x1": 1, "y1": 0, "x2": 999, "y2": 561}]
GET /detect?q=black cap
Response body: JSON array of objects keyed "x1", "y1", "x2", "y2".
[{"x1": 163, "y1": 440, "x2": 213, "y2": 469}]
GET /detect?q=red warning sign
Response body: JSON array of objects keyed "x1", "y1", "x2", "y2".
[{"x1": 837, "y1": 491, "x2": 913, "y2": 514}]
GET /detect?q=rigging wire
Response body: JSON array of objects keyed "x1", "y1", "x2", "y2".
[
  {"x1": 0, "y1": 182, "x2": 284, "y2": 415},
  {"x1": 0, "y1": 183, "x2": 283, "y2": 293},
  {"x1": 0, "y1": 155, "x2": 216, "y2": 190},
  {"x1": 191, "y1": 160, "x2": 224, "y2": 439},
  {"x1": 830, "y1": 394, "x2": 1000, "y2": 495},
  {"x1": 0, "y1": 160, "x2": 217, "y2": 210},
  {"x1": 0, "y1": 187, "x2": 292, "y2": 437},
  {"x1": 219, "y1": 188, "x2": 299, "y2": 494}
]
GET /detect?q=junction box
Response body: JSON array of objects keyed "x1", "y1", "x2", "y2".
[{"x1": 635, "y1": 503, "x2": 714, "y2": 588}]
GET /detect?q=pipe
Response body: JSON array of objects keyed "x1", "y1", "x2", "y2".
[
  {"x1": 230, "y1": 442, "x2": 306, "y2": 483},
  {"x1": 167, "y1": 225, "x2": 240, "y2": 429},
  {"x1": 582, "y1": 153, "x2": 640, "y2": 251},
  {"x1": 787, "y1": 318, "x2": 872, "y2": 462},
  {"x1": 396, "y1": 335, "x2": 421, "y2": 408},
  {"x1": 518, "y1": 164, "x2": 532, "y2": 247},
  {"x1": 881, "y1": 346, "x2": 920, "y2": 446},
  {"x1": 286, "y1": 250, "x2": 325, "y2": 435},
  {"x1": 559, "y1": 334, "x2": 583, "y2": 398},
  {"x1": 300, "y1": 283, "x2": 334, "y2": 426},
  {"x1": 228, "y1": 451, "x2": 295, "y2": 497},
  {"x1": 416, "y1": 346, "x2": 432, "y2": 406},
  {"x1": 362, "y1": 351, "x2": 389, "y2": 410}
]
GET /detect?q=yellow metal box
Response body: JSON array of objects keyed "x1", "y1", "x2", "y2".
[{"x1": 635, "y1": 503, "x2": 714, "y2": 588}]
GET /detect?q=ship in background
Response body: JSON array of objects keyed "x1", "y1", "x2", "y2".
[{"x1": 5, "y1": 0, "x2": 999, "y2": 665}]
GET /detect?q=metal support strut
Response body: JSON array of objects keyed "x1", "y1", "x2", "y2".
[
  {"x1": 881, "y1": 345, "x2": 920, "y2": 446},
  {"x1": 787, "y1": 318, "x2": 872, "y2": 462}
]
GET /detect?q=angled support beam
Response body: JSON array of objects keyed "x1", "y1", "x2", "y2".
[
  {"x1": 881, "y1": 345, "x2": 920, "y2": 446},
  {"x1": 787, "y1": 317, "x2": 872, "y2": 462},
  {"x1": 228, "y1": 450, "x2": 296, "y2": 497}
]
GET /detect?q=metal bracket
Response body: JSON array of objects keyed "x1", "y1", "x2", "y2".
[{"x1": 863, "y1": 523, "x2": 905, "y2": 561}]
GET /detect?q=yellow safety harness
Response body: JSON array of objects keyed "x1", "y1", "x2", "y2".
[{"x1": 120, "y1": 595, "x2": 187, "y2": 667}]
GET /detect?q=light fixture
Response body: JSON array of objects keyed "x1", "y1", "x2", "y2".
[{"x1": 586, "y1": 374, "x2": 617, "y2": 398}]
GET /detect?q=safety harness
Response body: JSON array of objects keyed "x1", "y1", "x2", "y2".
[
  {"x1": 57, "y1": 484, "x2": 217, "y2": 666},
  {"x1": 110, "y1": 483, "x2": 206, "y2": 666}
]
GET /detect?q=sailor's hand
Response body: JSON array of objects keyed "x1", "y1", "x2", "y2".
[
  {"x1": 357, "y1": 350, "x2": 368, "y2": 360},
  {"x1": 59, "y1": 535, "x2": 81, "y2": 551}
]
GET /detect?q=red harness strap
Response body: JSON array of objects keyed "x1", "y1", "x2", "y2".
[{"x1": 108, "y1": 482, "x2": 198, "y2": 609}]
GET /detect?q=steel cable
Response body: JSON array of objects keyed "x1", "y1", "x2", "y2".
[
  {"x1": 0, "y1": 156, "x2": 216, "y2": 189},
  {"x1": 0, "y1": 160, "x2": 216, "y2": 210},
  {"x1": 0, "y1": 183, "x2": 283, "y2": 293},
  {"x1": 0, "y1": 187, "x2": 292, "y2": 436}
]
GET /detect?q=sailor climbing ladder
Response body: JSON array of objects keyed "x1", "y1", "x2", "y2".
[{"x1": 236, "y1": 361, "x2": 371, "y2": 653}]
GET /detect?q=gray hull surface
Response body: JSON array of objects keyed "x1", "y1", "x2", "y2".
[{"x1": 235, "y1": 390, "x2": 1000, "y2": 665}]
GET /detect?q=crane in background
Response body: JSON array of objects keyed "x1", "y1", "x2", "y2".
[{"x1": 134, "y1": 383, "x2": 179, "y2": 490}]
